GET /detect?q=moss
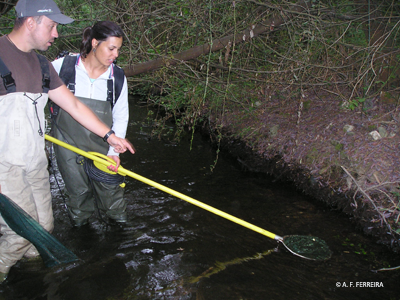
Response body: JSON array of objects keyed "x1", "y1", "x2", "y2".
[
  {"x1": 303, "y1": 100, "x2": 311, "y2": 111},
  {"x1": 331, "y1": 140, "x2": 344, "y2": 152}
]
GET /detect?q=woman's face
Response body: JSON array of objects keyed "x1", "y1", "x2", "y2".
[{"x1": 92, "y1": 36, "x2": 122, "y2": 67}]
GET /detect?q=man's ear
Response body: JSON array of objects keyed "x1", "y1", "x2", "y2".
[{"x1": 25, "y1": 17, "x2": 36, "y2": 31}]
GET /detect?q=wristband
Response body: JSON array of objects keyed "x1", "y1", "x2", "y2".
[{"x1": 103, "y1": 130, "x2": 115, "y2": 142}]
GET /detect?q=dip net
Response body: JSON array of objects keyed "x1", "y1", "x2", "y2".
[{"x1": 0, "y1": 193, "x2": 79, "y2": 268}]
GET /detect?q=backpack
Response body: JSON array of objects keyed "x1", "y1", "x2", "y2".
[
  {"x1": 50, "y1": 53, "x2": 125, "y2": 116},
  {"x1": 0, "y1": 53, "x2": 50, "y2": 94}
]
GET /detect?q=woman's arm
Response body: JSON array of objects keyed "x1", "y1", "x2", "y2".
[{"x1": 48, "y1": 85, "x2": 135, "y2": 154}]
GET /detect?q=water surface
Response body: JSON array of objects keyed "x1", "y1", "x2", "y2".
[{"x1": 1, "y1": 98, "x2": 400, "y2": 299}]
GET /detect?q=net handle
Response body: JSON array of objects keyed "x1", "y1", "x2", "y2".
[{"x1": 45, "y1": 134, "x2": 278, "y2": 240}]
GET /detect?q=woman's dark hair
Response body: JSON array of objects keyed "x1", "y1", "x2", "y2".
[{"x1": 80, "y1": 21, "x2": 124, "y2": 58}]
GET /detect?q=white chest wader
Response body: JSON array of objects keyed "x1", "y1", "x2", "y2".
[
  {"x1": 0, "y1": 92, "x2": 52, "y2": 273},
  {"x1": 53, "y1": 97, "x2": 126, "y2": 226}
]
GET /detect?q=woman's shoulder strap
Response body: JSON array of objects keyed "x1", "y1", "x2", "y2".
[{"x1": 59, "y1": 55, "x2": 78, "y2": 94}]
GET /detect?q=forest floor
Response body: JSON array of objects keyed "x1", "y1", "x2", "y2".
[{"x1": 203, "y1": 88, "x2": 400, "y2": 252}]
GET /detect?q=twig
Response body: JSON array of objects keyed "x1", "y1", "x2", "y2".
[
  {"x1": 372, "y1": 265, "x2": 400, "y2": 272},
  {"x1": 341, "y1": 166, "x2": 390, "y2": 229}
]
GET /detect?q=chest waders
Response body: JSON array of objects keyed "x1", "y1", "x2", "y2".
[
  {"x1": 0, "y1": 54, "x2": 79, "y2": 276},
  {"x1": 53, "y1": 97, "x2": 126, "y2": 226},
  {"x1": 0, "y1": 52, "x2": 56, "y2": 275},
  {"x1": 0, "y1": 92, "x2": 56, "y2": 273}
]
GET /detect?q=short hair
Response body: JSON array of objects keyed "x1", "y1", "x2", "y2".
[
  {"x1": 14, "y1": 15, "x2": 44, "y2": 29},
  {"x1": 14, "y1": 17, "x2": 27, "y2": 29}
]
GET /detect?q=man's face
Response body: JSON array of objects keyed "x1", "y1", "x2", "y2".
[{"x1": 31, "y1": 16, "x2": 59, "y2": 51}]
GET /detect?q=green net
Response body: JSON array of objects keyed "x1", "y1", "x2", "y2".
[
  {"x1": 282, "y1": 235, "x2": 332, "y2": 261},
  {"x1": 0, "y1": 193, "x2": 79, "y2": 268}
]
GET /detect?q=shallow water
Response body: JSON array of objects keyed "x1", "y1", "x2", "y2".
[{"x1": 1, "y1": 98, "x2": 400, "y2": 299}]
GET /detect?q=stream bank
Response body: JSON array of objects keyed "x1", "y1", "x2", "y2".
[{"x1": 197, "y1": 89, "x2": 400, "y2": 252}]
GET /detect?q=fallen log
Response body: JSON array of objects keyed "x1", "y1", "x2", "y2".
[{"x1": 124, "y1": 1, "x2": 311, "y2": 77}]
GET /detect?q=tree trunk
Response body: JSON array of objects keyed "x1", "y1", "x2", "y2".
[{"x1": 124, "y1": 1, "x2": 311, "y2": 77}]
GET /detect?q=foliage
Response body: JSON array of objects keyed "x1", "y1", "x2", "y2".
[
  {"x1": 346, "y1": 96, "x2": 366, "y2": 110},
  {"x1": 1, "y1": 0, "x2": 400, "y2": 134}
]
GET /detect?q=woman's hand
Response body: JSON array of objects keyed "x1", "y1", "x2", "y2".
[
  {"x1": 107, "y1": 155, "x2": 120, "y2": 172},
  {"x1": 107, "y1": 134, "x2": 135, "y2": 154}
]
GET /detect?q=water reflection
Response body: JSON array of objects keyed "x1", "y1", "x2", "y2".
[{"x1": 0, "y1": 98, "x2": 400, "y2": 299}]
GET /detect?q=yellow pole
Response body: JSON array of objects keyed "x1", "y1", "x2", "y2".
[{"x1": 45, "y1": 134, "x2": 281, "y2": 241}]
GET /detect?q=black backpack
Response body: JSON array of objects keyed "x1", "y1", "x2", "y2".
[{"x1": 50, "y1": 54, "x2": 125, "y2": 116}]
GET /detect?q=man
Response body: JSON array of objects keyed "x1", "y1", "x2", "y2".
[{"x1": 0, "y1": 0, "x2": 135, "y2": 282}]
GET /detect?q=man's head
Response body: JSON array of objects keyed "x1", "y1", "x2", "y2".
[
  {"x1": 15, "y1": 0, "x2": 74, "y2": 24},
  {"x1": 10, "y1": 0, "x2": 74, "y2": 52}
]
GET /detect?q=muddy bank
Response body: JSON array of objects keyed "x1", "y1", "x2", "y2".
[{"x1": 200, "y1": 89, "x2": 400, "y2": 252}]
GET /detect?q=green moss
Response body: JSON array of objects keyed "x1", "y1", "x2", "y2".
[
  {"x1": 331, "y1": 140, "x2": 344, "y2": 151},
  {"x1": 303, "y1": 100, "x2": 311, "y2": 111}
]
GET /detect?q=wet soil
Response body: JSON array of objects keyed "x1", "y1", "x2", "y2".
[{"x1": 202, "y1": 89, "x2": 400, "y2": 252}]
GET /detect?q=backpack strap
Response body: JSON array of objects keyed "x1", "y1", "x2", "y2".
[
  {"x1": 107, "y1": 78, "x2": 113, "y2": 105},
  {"x1": 107, "y1": 64, "x2": 125, "y2": 109},
  {"x1": 49, "y1": 55, "x2": 77, "y2": 117},
  {"x1": 0, "y1": 55, "x2": 16, "y2": 93},
  {"x1": 113, "y1": 65, "x2": 125, "y2": 105},
  {"x1": 36, "y1": 53, "x2": 51, "y2": 93},
  {"x1": 51, "y1": 56, "x2": 124, "y2": 112},
  {"x1": 59, "y1": 55, "x2": 77, "y2": 94}
]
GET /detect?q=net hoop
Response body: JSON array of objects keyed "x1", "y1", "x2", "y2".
[{"x1": 280, "y1": 235, "x2": 332, "y2": 261}]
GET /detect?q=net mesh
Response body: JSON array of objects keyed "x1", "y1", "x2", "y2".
[
  {"x1": 0, "y1": 194, "x2": 79, "y2": 268},
  {"x1": 283, "y1": 235, "x2": 332, "y2": 261}
]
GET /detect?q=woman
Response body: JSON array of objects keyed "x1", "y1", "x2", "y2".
[{"x1": 51, "y1": 21, "x2": 130, "y2": 227}]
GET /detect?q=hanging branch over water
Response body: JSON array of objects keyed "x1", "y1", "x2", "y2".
[{"x1": 123, "y1": 0, "x2": 311, "y2": 77}]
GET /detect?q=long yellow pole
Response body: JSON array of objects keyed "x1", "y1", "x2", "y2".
[{"x1": 45, "y1": 134, "x2": 282, "y2": 241}]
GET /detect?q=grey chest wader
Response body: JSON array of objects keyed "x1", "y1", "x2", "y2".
[
  {"x1": 53, "y1": 97, "x2": 126, "y2": 225},
  {"x1": 0, "y1": 54, "x2": 79, "y2": 272},
  {"x1": 54, "y1": 97, "x2": 112, "y2": 153}
]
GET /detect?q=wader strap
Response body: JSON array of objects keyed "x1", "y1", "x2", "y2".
[
  {"x1": 36, "y1": 54, "x2": 51, "y2": 93},
  {"x1": 0, "y1": 54, "x2": 50, "y2": 94},
  {"x1": 0, "y1": 56, "x2": 16, "y2": 93}
]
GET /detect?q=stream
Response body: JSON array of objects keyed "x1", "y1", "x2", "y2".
[{"x1": 0, "y1": 97, "x2": 400, "y2": 299}]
